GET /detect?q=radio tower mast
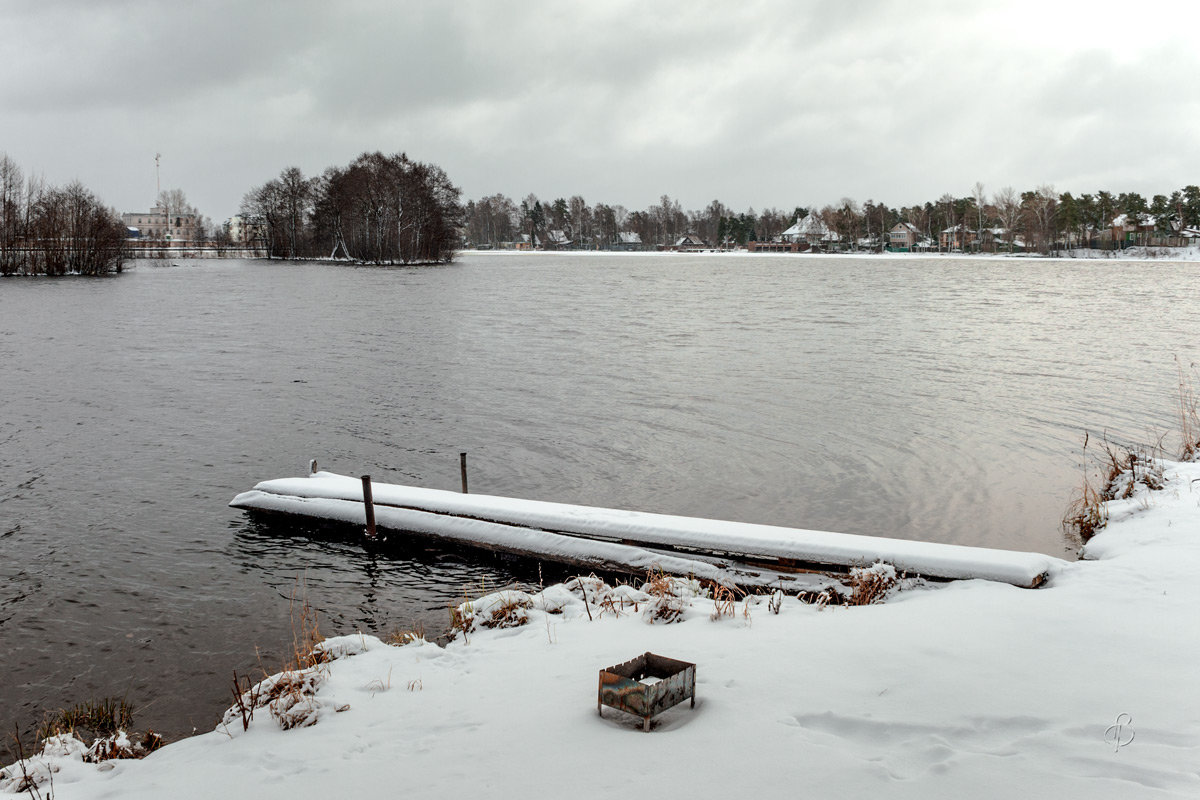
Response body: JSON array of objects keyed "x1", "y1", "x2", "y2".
[{"x1": 155, "y1": 153, "x2": 161, "y2": 201}]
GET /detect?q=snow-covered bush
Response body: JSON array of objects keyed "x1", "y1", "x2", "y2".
[
  {"x1": 847, "y1": 562, "x2": 898, "y2": 605},
  {"x1": 451, "y1": 590, "x2": 533, "y2": 637},
  {"x1": 642, "y1": 573, "x2": 705, "y2": 623}
]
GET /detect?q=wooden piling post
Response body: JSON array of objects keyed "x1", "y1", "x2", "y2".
[
  {"x1": 460, "y1": 452, "x2": 469, "y2": 494},
  {"x1": 361, "y1": 475, "x2": 376, "y2": 538}
]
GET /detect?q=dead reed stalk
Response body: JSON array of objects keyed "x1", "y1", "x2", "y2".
[
  {"x1": 289, "y1": 577, "x2": 326, "y2": 671},
  {"x1": 710, "y1": 585, "x2": 736, "y2": 620},
  {"x1": 1178, "y1": 357, "x2": 1199, "y2": 460}
]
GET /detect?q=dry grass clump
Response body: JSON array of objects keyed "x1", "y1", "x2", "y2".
[
  {"x1": 1063, "y1": 433, "x2": 1167, "y2": 543},
  {"x1": 7, "y1": 581, "x2": 338, "y2": 789},
  {"x1": 847, "y1": 562, "x2": 898, "y2": 605},
  {"x1": 385, "y1": 623, "x2": 426, "y2": 646},
  {"x1": 710, "y1": 584, "x2": 751, "y2": 622},
  {"x1": 644, "y1": 572, "x2": 686, "y2": 623},
  {"x1": 223, "y1": 581, "x2": 360, "y2": 733},
  {"x1": 562, "y1": 575, "x2": 649, "y2": 618},
  {"x1": 1111, "y1": 447, "x2": 1165, "y2": 498},
  {"x1": 483, "y1": 594, "x2": 532, "y2": 628},
  {"x1": 641, "y1": 571, "x2": 704, "y2": 623},
  {"x1": 1062, "y1": 363, "x2": 1200, "y2": 541},
  {"x1": 35, "y1": 697, "x2": 133, "y2": 744},
  {"x1": 226, "y1": 663, "x2": 339, "y2": 732},
  {"x1": 85, "y1": 730, "x2": 163, "y2": 762},
  {"x1": 1064, "y1": 471, "x2": 1108, "y2": 543},
  {"x1": 1063, "y1": 433, "x2": 1123, "y2": 543},
  {"x1": 32, "y1": 697, "x2": 162, "y2": 763},
  {"x1": 289, "y1": 581, "x2": 327, "y2": 670},
  {"x1": 1178, "y1": 357, "x2": 1200, "y2": 460},
  {"x1": 2, "y1": 700, "x2": 165, "y2": 796},
  {"x1": 450, "y1": 590, "x2": 533, "y2": 638}
]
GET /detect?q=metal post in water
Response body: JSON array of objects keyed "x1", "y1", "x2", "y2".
[
  {"x1": 361, "y1": 474, "x2": 376, "y2": 539},
  {"x1": 460, "y1": 452, "x2": 469, "y2": 494}
]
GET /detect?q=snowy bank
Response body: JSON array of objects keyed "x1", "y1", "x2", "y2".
[{"x1": 8, "y1": 460, "x2": 1200, "y2": 798}]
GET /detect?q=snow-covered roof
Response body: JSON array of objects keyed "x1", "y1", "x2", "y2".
[
  {"x1": 782, "y1": 214, "x2": 831, "y2": 237},
  {"x1": 1111, "y1": 213, "x2": 1156, "y2": 228},
  {"x1": 674, "y1": 234, "x2": 705, "y2": 246},
  {"x1": 617, "y1": 231, "x2": 642, "y2": 244}
]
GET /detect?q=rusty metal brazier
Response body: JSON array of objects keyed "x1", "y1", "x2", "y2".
[{"x1": 597, "y1": 652, "x2": 696, "y2": 731}]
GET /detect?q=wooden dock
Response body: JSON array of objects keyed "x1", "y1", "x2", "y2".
[{"x1": 230, "y1": 471, "x2": 1066, "y2": 590}]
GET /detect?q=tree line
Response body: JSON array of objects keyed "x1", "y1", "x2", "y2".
[
  {"x1": 0, "y1": 154, "x2": 127, "y2": 276},
  {"x1": 464, "y1": 183, "x2": 1200, "y2": 254},
  {"x1": 240, "y1": 151, "x2": 462, "y2": 264}
]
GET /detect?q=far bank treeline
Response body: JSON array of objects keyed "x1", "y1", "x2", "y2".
[
  {"x1": 241, "y1": 152, "x2": 462, "y2": 264},
  {"x1": 462, "y1": 184, "x2": 1200, "y2": 253},
  {"x1": 1, "y1": 154, "x2": 127, "y2": 276}
]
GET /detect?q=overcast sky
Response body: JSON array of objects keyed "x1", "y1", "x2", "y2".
[{"x1": 3, "y1": 0, "x2": 1198, "y2": 221}]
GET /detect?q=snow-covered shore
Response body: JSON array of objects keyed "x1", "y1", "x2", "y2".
[
  {"x1": 465, "y1": 244, "x2": 1200, "y2": 262},
  {"x1": 6, "y1": 460, "x2": 1200, "y2": 799}
]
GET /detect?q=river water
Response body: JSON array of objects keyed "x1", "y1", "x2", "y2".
[{"x1": 2, "y1": 252, "x2": 1197, "y2": 748}]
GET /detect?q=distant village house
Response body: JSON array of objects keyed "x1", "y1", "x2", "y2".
[
  {"x1": 780, "y1": 213, "x2": 839, "y2": 247},
  {"x1": 938, "y1": 224, "x2": 977, "y2": 251},
  {"x1": 613, "y1": 231, "x2": 647, "y2": 251},
  {"x1": 887, "y1": 222, "x2": 926, "y2": 251},
  {"x1": 672, "y1": 234, "x2": 708, "y2": 251}
]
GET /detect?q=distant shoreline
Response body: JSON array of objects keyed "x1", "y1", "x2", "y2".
[{"x1": 460, "y1": 246, "x2": 1200, "y2": 263}]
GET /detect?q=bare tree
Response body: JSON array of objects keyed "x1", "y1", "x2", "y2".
[
  {"x1": 0, "y1": 154, "x2": 125, "y2": 275},
  {"x1": 972, "y1": 181, "x2": 987, "y2": 247},
  {"x1": 836, "y1": 197, "x2": 862, "y2": 248},
  {"x1": 240, "y1": 180, "x2": 285, "y2": 258},
  {"x1": 994, "y1": 186, "x2": 1020, "y2": 251},
  {"x1": 278, "y1": 166, "x2": 312, "y2": 259},
  {"x1": 1019, "y1": 185, "x2": 1058, "y2": 254},
  {"x1": 568, "y1": 195, "x2": 589, "y2": 246},
  {"x1": 0, "y1": 153, "x2": 23, "y2": 274}
]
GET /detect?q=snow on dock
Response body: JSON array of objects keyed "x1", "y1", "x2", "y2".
[{"x1": 229, "y1": 471, "x2": 1066, "y2": 589}]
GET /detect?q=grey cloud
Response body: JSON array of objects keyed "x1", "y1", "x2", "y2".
[{"x1": 3, "y1": 0, "x2": 1199, "y2": 220}]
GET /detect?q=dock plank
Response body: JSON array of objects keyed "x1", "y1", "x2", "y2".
[{"x1": 230, "y1": 472, "x2": 1066, "y2": 589}]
